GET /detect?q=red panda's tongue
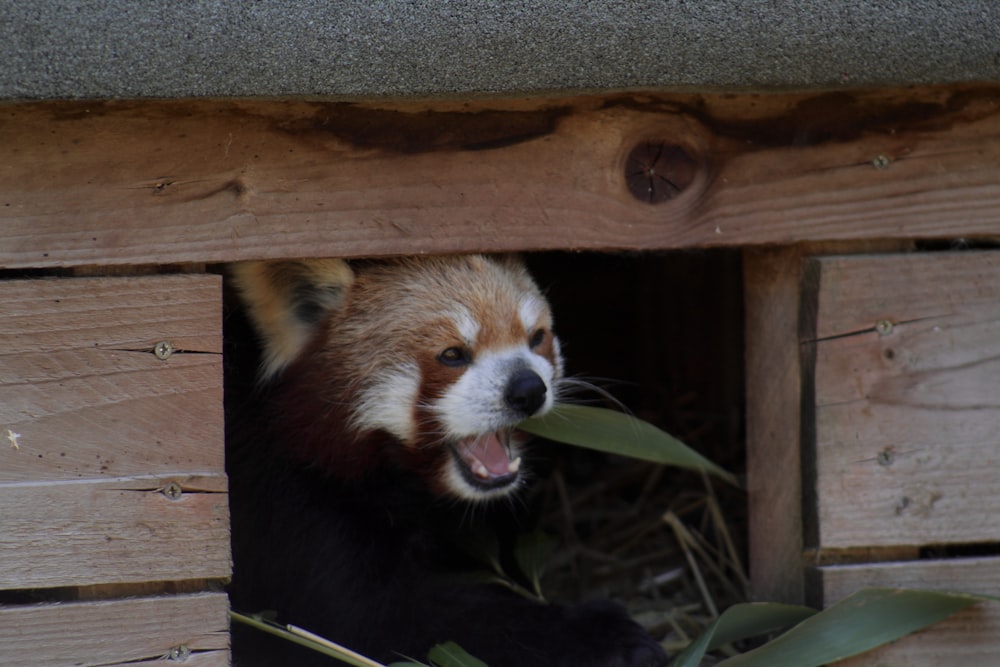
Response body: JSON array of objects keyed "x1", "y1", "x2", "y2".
[{"x1": 455, "y1": 431, "x2": 519, "y2": 480}]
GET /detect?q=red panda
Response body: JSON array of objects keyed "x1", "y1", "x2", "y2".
[{"x1": 226, "y1": 254, "x2": 666, "y2": 667}]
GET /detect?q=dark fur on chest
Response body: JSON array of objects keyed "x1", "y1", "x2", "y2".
[{"x1": 227, "y1": 428, "x2": 664, "y2": 667}]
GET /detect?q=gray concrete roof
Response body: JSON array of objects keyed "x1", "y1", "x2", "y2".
[{"x1": 3, "y1": 1, "x2": 999, "y2": 100}]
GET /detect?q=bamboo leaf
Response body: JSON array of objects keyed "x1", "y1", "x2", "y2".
[
  {"x1": 427, "y1": 641, "x2": 489, "y2": 667},
  {"x1": 456, "y1": 527, "x2": 504, "y2": 575},
  {"x1": 669, "y1": 602, "x2": 816, "y2": 667},
  {"x1": 513, "y1": 531, "x2": 557, "y2": 600},
  {"x1": 456, "y1": 569, "x2": 540, "y2": 601},
  {"x1": 520, "y1": 403, "x2": 737, "y2": 485},
  {"x1": 716, "y1": 588, "x2": 986, "y2": 667}
]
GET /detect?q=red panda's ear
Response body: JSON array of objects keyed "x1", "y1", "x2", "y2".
[
  {"x1": 487, "y1": 253, "x2": 526, "y2": 270},
  {"x1": 229, "y1": 259, "x2": 355, "y2": 380}
]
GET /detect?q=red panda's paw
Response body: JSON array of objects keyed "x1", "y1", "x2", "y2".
[{"x1": 560, "y1": 599, "x2": 668, "y2": 667}]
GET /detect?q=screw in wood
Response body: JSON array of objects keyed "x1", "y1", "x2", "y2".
[
  {"x1": 153, "y1": 340, "x2": 175, "y2": 360},
  {"x1": 167, "y1": 645, "x2": 191, "y2": 661},
  {"x1": 625, "y1": 141, "x2": 697, "y2": 204},
  {"x1": 875, "y1": 319, "x2": 895, "y2": 336},
  {"x1": 162, "y1": 481, "x2": 184, "y2": 501},
  {"x1": 871, "y1": 154, "x2": 891, "y2": 170}
]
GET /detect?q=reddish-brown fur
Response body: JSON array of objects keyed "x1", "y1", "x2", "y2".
[
  {"x1": 226, "y1": 254, "x2": 666, "y2": 667},
  {"x1": 242, "y1": 255, "x2": 560, "y2": 491}
]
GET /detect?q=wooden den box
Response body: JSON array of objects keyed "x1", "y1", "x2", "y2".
[{"x1": 2, "y1": 81, "x2": 1000, "y2": 665}]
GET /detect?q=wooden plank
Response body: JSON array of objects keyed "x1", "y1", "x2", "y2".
[
  {"x1": 2, "y1": 85, "x2": 1000, "y2": 269},
  {"x1": 813, "y1": 558, "x2": 1000, "y2": 667},
  {"x1": 0, "y1": 592, "x2": 229, "y2": 667},
  {"x1": 0, "y1": 274, "x2": 222, "y2": 355},
  {"x1": 744, "y1": 246, "x2": 806, "y2": 604},
  {"x1": 818, "y1": 556, "x2": 1000, "y2": 603},
  {"x1": 808, "y1": 251, "x2": 1000, "y2": 342},
  {"x1": 0, "y1": 275, "x2": 223, "y2": 482},
  {"x1": 0, "y1": 474, "x2": 230, "y2": 588},
  {"x1": 805, "y1": 252, "x2": 1000, "y2": 549},
  {"x1": 88, "y1": 653, "x2": 229, "y2": 667}
]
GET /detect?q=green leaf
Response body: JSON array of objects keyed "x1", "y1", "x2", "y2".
[
  {"x1": 513, "y1": 531, "x2": 558, "y2": 600},
  {"x1": 716, "y1": 588, "x2": 985, "y2": 667},
  {"x1": 456, "y1": 526, "x2": 504, "y2": 575},
  {"x1": 427, "y1": 641, "x2": 489, "y2": 667},
  {"x1": 519, "y1": 403, "x2": 738, "y2": 486},
  {"x1": 669, "y1": 603, "x2": 816, "y2": 667}
]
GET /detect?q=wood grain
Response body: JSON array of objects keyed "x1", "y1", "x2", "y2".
[
  {"x1": 744, "y1": 246, "x2": 806, "y2": 604},
  {"x1": 0, "y1": 274, "x2": 223, "y2": 482},
  {"x1": 818, "y1": 556, "x2": 1000, "y2": 603},
  {"x1": 0, "y1": 474, "x2": 230, "y2": 588},
  {"x1": 804, "y1": 252, "x2": 1000, "y2": 549},
  {"x1": 0, "y1": 274, "x2": 222, "y2": 354},
  {"x1": 90, "y1": 654, "x2": 229, "y2": 667},
  {"x1": 813, "y1": 558, "x2": 1000, "y2": 667},
  {"x1": 0, "y1": 592, "x2": 229, "y2": 667},
  {"x1": 1, "y1": 85, "x2": 999, "y2": 269},
  {"x1": 0, "y1": 274, "x2": 228, "y2": 589},
  {"x1": 807, "y1": 251, "x2": 1000, "y2": 342}
]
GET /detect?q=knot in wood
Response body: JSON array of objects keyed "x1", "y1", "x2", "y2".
[
  {"x1": 877, "y1": 447, "x2": 895, "y2": 466},
  {"x1": 625, "y1": 141, "x2": 697, "y2": 204}
]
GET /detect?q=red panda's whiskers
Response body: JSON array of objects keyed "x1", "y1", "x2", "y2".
[{"x1": 555, "y1": 376, "x2": 631, "y2": 414}]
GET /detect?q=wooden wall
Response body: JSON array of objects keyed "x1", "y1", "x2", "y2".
[
  {"x1": 747, "y1": 249, "x2": 1000, "y2": 665},
  {"x1": 0, "y1": 274, "x2": 230, "y2": 666}
]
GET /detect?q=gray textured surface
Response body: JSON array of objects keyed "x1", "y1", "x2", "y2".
[{"x1": 2, "y1": 0, "x2": 999, "y2": 100}]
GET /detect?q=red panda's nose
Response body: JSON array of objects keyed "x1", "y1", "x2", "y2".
[{"x1": 504, "y1": 368, "x2": 547, "y2": 416}]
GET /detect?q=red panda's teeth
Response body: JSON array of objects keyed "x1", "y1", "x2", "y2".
[
  {"x1": 507, "y1": 456, "x2": 522, "y2": 474},
  {"x1": 472, "y1": 462, "x2": 490, "y2": 479}
]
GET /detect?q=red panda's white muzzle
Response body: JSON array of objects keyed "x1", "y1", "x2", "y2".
[
  {"x1": 437, "y1": 351, "x2": 555, "y2": 500},
  {"x1": 435, "y1": 346, "x2": 556, "y2": 501}
]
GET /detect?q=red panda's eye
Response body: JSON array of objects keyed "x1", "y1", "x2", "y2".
[
  {"x1": 438, "y1": 346, "x2": 472, "y2": 367},
  {"x1": 529, "y1": 328, "x2": 546, "y2": 348}
]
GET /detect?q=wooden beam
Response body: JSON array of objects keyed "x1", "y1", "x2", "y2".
[
  {"x1": 0, "y1": 592, "x2": 229, "y2": 667},
  {"x1": 2, "y1": 85, "x2": 999, "y2": 269},
  {"x1": 743, "y1": 240, "x2": 916, "y2": 603},
  {"x1": 744, "y1": 246, "x2": 806, "y2": 604}
]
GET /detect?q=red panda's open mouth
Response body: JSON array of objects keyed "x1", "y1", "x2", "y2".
[{"x1": 451, "y1": 430, "x2": 523, "y2": 491}]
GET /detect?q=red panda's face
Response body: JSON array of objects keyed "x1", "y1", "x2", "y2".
[
  {"x1": 231, "y1": 255, "x2": 564, "y2": 503},
  {"x1": 342, "y1": 256, "x2": 563, "y2": 502}
]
